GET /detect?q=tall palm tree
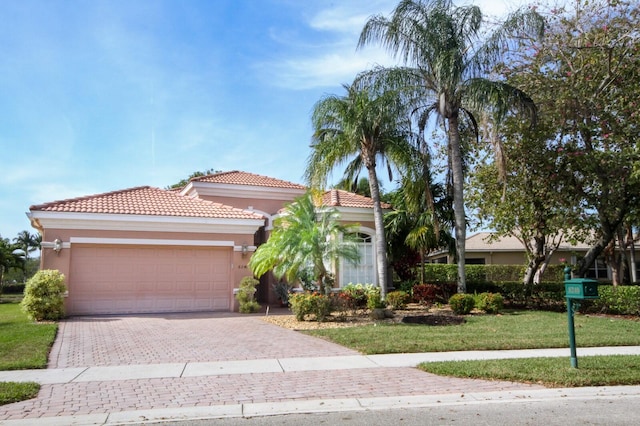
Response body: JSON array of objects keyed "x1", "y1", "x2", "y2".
[
  {"x1": 305, "y1": 82, "x2": 417, "y2": 298},
  {"x1": 249, "y1": 191, "x2": 361, "y2": 294},
  {"x1": 358, "y1": 0, "x2": 544, "y2": 293},
  {"x1": 14, "y1": 230, "x2": 39, "y2": 261}
]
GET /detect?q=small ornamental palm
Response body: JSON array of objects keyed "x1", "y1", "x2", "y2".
[{"x1": 249, "y1": 191, "x2": 360, "y2": 294}]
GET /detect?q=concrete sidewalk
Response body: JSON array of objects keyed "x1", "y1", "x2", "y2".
[
  {"x1": 3, "y1": 346, "x2": 640, "y2": 385},
  {"x1": 2, "y1": 346, "x2": 640, "y2": 425}
]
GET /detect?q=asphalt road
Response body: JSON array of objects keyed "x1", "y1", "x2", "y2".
[{"x1": 152, "y1": 395, "x2": 640, "y2": 425}]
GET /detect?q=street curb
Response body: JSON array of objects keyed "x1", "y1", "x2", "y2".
[{"x1": 3, "y1": 386, "x2": 640, "y2": 425}]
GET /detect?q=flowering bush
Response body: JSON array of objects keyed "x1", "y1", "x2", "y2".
[{"x1": 289, "y1": 292, "x2": 332, "y2": 321}]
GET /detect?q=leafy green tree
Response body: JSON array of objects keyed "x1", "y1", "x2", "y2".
[
  {"x1": 249, "y1": 191, "x2": 361, "y2": 294},
  {"x1": 358, "y1": 0, "x2": 544, "y2": 293},
  {"x1": 467, "y1": 116, "x2": 580, "y2": 285},
  {"x1": 305, "y1": 82, "x2": 417, "y2": 298},
  {"x1": 503, "y1": 0, "x2": 640, "y2": 278}
]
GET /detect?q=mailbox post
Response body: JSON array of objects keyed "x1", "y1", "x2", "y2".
[{"x1": 564, "y1": 269, "x2": 599, "y2": 368}]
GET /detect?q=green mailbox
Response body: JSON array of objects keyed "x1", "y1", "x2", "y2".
[
  {"x1": 564, "y1": 274, "x2": 599, "y2": 368},
  {"x1": 565, "y1": 278, "x2": 599, "y2": 299}
]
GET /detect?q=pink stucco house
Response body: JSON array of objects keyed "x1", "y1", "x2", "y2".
[{"x1": 28, "y1": 171, "x2": 385, "y2": 316}]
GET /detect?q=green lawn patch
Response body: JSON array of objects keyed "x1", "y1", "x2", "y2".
[
  {"x1": 419, "y1": 355, "x2": 640, "y2": 387},
  {"x1": 304, "y1": 311, "x2": 640, "y2": 354},
  {"x1": 0, "y1": 302, "x2": 58, "y2": 370},
  {"x1": 0, "y1": 382, "x2": 40, "y2": 405}
]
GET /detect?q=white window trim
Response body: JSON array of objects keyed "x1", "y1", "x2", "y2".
[{"x1": 338, "y1": 226, "x2": 377, "y2": 287}]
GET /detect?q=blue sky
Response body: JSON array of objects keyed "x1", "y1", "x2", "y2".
[{"x1": 1, "y1": 0, "x2": 523, "y2": 240}]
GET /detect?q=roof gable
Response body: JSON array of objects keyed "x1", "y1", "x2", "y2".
[{"x1": 192, "y1": 170, "x2": 306, "y2": 190}]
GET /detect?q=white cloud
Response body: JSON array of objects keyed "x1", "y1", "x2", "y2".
[
  {"x1": 259, "y1": 1, "x2": 399, "y2": 90},
  {"x1": 263, "y1": 46, "x2": 393, "y2": 90}
]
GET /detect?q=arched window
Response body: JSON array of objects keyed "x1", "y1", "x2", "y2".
[{"x1": 340, "y1": 232, "x2": 376, "y2": 286}]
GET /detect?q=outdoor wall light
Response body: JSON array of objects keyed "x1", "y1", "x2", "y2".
[
  {"x1": 53, "y1": 238, "x2": 63, "y2": 254},
  {"x1": 241, "y1": 244, "x2": 248, "y2": 257}
]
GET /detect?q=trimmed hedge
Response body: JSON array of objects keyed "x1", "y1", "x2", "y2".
[
  {"x1": 416, "y1": 264, "x2": 565, "y2": 284},
  {"x1": 583, "y1": 285, "x2": 640, "y2": 316}
]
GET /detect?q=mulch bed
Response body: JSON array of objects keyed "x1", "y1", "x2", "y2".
[
  {"x1": 262, "y1": 304, "x2": 467, "y2": 330},
  {"x1": 401, "y1": 314, "x2": 465, "y2": 326}
]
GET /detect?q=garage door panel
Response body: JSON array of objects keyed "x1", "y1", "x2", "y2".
[{"x1": 69, "y1": 246, "x2": 231, "y2": 315}]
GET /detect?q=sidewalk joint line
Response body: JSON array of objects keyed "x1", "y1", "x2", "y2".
[
  {"x1": 69, "y1": 366, "x2": 89, "y2": 383},
  {"x1": 179, "y1": 362, "x2": 188, "y2": 377}
]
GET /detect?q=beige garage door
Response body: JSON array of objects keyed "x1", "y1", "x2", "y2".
[{"x1": 68, "y1": 245, "x2": 231, "y2": 315}]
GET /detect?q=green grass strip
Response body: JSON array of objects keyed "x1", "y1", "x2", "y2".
[
  {"x1": 0, "y1": 381, "x2": 41, "y2": 405},
  {"x1": 419, "y1": 355, "x2": 640, "y2": 387}
]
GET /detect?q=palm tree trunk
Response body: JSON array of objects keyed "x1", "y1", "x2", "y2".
[
  {"x1": 447, "y1": 116, "x2": 466, "y2": 293},
  {"x1": 366, "y1": 166, "x2": 389, "y2": 299}
]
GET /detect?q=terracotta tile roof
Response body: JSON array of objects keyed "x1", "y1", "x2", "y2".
[
  {"x1": 29, "y1": 186, "x2": 264, "y2": 220},
  {"x1": 192, "y1": 170, "x2": 306, "y2": 190},
  {"x1": 321, "y1": 189, "x2": 391, "y2": 209}
]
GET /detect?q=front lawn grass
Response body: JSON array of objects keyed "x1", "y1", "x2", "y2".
[
  {"x1": 419, "y1": 355, "x2": 640, "y2": 387},
  {"x1": 0, "y1": 302, "x2": 58, "y2": 370},
  {"x1": 304, "y1": 310, "x2": 640, "y2": 354}
]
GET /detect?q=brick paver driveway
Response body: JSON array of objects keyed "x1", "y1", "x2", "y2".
[
  {"x1": 1, "y1": 311, "x2": 543, "y2": 422},
  {"x1": 49, "y1": 311, "x2": 358, "y2": 368}
]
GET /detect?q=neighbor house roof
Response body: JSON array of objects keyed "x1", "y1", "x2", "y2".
[
  {"x1": 466, "y1": 231, "x2": 591, "y2": 252},
  {"x1": 29, "y1": 186, "x2": 264, "y2": 220},
  {"x1": 321, "y1": 189, "x2": 392, "y2": 209},
  {"x1": 191, "y1": 170, "x2": 306, "y2": 190}
]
